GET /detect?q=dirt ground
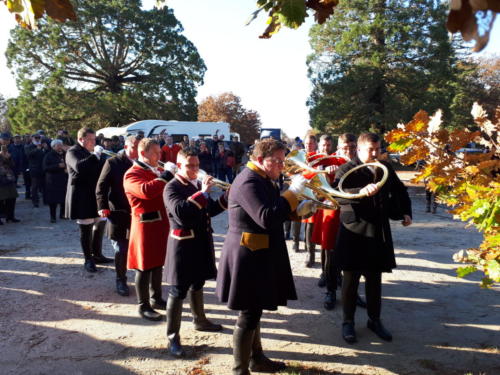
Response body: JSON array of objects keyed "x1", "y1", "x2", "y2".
[{"x1": 0, "y1": 175, "x2": 499, "y2": 375}]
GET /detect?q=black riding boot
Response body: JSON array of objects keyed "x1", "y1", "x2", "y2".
[
  {"x1": 166, "y1": 295, "x2": 185, "y2": 357},
  {"x1": 115, "y1": 251, "x2": 129, "y2": 296},
  {"x1": 249, "y1": 324, "x2": 286, "y2": 372},
  {"x1": 136, "y1": 270, "x2": 162, "y2": 321},
  {"x1": 305, "y1": 223, "x2": 315, "y2": 267},
  {"x1": 150, "y1": 267, "x2": 166, "y2": 309},
  {"x1": 49, "y1": 204, "x2": 57, "y2": 223},
  {"x1": 232, "y1": 326, "x2": 255, "y2": 375},
  {"x1": 92, "y1": 220, "x2": 112, "y2": 263},
  {"x1": 189, "y1": 289, "x2": 222, "y2": 332},
  {"x1": 79, "y1": 224, "x2": 96, "y2": 272}
]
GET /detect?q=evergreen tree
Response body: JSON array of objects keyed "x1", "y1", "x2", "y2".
[
  {"x1": 6, "y1": 0, "x2": 206, "y2": 134},
  {"x1": 307, "y1": 0, "x2": 470, "y2": 135}
]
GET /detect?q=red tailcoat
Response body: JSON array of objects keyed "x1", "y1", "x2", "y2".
[
  {"x1": 124, "y1": 163, "x2": 170, "y2": 271},
  {"x1": 161, "y1": 144, "x2": 182, "y2": 164},
  {"x1": 311, "y1": 153, "x2": 347, "y2": 250},
  {"x1": 302, "y1": 151, "x2": 319, "y2": 224}
]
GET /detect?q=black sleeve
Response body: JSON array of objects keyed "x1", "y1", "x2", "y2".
[
  {"x1": 66, "y1": 148, "x2": 99, "y2": 176},
  {"x1": 163, "y1": 182, "x2": 205, "y2": 226},
  {"x1": 387, "y1": 163, "x2": 412, "y2": 218},
  {"x1": 96, "y1": 159, "x2": 113, "y2": 211},
  {"x1": 43, "y1": 153, "x2": 60, "y2": 173}
]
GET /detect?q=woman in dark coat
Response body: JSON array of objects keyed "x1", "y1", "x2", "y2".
[
  {"x1": 216, "y1": 139, "x2": 308, "y2": 375},
  {"x1": 0, "y1": 147, "x2": 20, "y2": 224},
  {"x1": 43, "y1": 140, "x2": 68, "y2": 222}
]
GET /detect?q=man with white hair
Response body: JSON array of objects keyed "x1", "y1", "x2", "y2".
[
  {"x1": 96, "y1": 135, "x2": 139, "y2": 296},
  {"x1": 66, "y1": 127, "x2": 112, "y2": 273}
]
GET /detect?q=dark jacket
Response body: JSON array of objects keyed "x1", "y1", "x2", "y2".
[
  {"x1": 8, "y1": 143, "x2": 26, "y2": 175},
  {"x1": 43, "y1": 150, "x2": 68, "y2": 205},
  {"x1": 163, "y1": 174, "x2": 228, "y2": 286},
  {"x1": 65, "y1": 143, "x2": 104, "y2": 220},
  {"x1": 25, "y1": 144, "x2": 46, "y2": 177},
  {"x1": 216, "y1": 162, "x2": 298, "y2": 311},
  {"x1": 96, "y1": 153, "x2": 133, "y2": 240},
  {"x1": 0, "y1": 155, "x2": 18, "y2": 200},
  {"x1": 214, "y1": 149, "x2": 234, "y2": 170},
  {"x1": 333, "y1": 157, "x2": 412, "y2": 273},
  {"x1": 198, "y1": 150, "x2": 213, "y2": 174},
  {"x1": 230, "y1": 141, "x2": 245, "y2": 164}
]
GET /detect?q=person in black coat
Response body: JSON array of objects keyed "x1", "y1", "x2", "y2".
[
  {"x1": 216, "y1": 139, "x2": 313, "y2": 375},
  {"x1": 333, "y1": 132, "x2": 412, "y2": 344},
  {"x1": 198, "y1": 141, "x2": 213, "y2": 175},
  {"x1": 95, "y1": 136, "x2": 139, "y2": 296},
  {"x1": 7, "y1": 135, "x2": 26, "y2": 185},
  {"x1": 25, "y1": 134, "x2": 47, "y2": 207},
  {"x1": 65, "y1": 127, "x2": 111, "y2": 273},
  {"x1": 43, "y1": 140, "x2": 68, "y2": 222},
  {"x1": 162, "y1": 147, "x2": 228, "y2": 357}
]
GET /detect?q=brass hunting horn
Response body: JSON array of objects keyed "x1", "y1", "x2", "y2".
[
  {"x1": 101, "y1": 150, "x2": 231, "y2": 190},
  {"x1": 284, "y1": 150, "x2": 389, "y2": 208}
]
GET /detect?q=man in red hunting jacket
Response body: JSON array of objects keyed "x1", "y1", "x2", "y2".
[{"x1": 124, "y1": 138, "x2": 177, "y2": 321}]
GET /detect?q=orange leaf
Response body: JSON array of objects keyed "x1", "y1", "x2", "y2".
[
  {"x1": 406, "y1": 110, "x2": 430, "y2": 133},
  {"x1": 44, "y1": 0, "x2": 76, "y2": 22}
]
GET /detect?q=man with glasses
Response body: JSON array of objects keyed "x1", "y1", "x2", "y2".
[
  {"x1": 216, "y1": 138, "x2": 315, "y2": 375},
  {"x1": 162, "y1": 147, "x2": 228, "y2": 357}
]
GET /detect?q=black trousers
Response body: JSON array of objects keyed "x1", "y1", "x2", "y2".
[
  {"x1": 169, "y1": 280, "x2": 205, "y2": 300},
  {"x1": 291, "y1": 221, "x2": 301, "y2": 242},
  {"x1": 135, "y1": 266, "x2": 163, "y2": 305},
  {"x1": 283, "y1": 220, "x2": 290, "y2": 235},
  {"x1": 0, "y1": 198, "x2": 16, "y2": 219},
  {"x1": 325, "y1": 249, "x2": 341, "y2": 292},
  {"x1": 49, "y1": 203, "x2": 64, "y2": 220},
  {"x1": 305, "y1": 222, "x2": 314, "y2": 250},
  {"x1": 342, "y1": 271, "x2": 381, "y2": 322},
  {"x1": 236, "y1": 309, "x2": 263, "y2": 330},
  {"x1": 23, "y1": 171, "x2": 31, "y2": 198},
  {"x1": 30, "y1": 175, "x2": 44, "y2": 205}
]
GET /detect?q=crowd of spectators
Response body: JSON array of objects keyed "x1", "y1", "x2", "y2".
[{"x1": 0, "y1": 129, "x2": 256, "y2": 225}]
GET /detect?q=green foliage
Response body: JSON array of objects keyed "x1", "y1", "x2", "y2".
[
  {"x1": 306, "y1": 0, "x2": 481, "y2": 135},
  {"x1": 277, "y1": 0, "x2": 307, "y2": 28},
  {"x1": 6, "y1": 0, "x2": 206, "y2": 135},
  {"x1": 456, "y1": 266, "x2": 477, "y2": 278}
]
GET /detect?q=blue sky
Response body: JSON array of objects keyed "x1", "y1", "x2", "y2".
[{"x1": 1, "y1": 1, "x2": 499, "y2": 138}]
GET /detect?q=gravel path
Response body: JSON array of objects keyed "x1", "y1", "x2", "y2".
[{"x1": 0, "y1": 180, "x2": 498, "y2": 375}]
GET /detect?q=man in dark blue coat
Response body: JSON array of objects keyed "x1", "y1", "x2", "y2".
[
  {"x1": 96, "y1": 135, "x2": 139, "y2": 296},
  {"x1": 7, "y1": 135, "x2": 26, "y2": 185},
  {"x1": 24, "y1": 134, "x2": 46, "y2": 207},
  {"x1": 216, "y1": 139, "x2": 313, "y2": 375},
  {"x1": 334, "y1": 133, "x2": 412, "y2": 344},
  {"x1": 163, "y1": 147, "x2": 228, "y2": 357}
]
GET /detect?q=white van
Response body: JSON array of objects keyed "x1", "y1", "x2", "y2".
[{"x1": 97, "y1": 120, "x2": 231, "y2": 143}]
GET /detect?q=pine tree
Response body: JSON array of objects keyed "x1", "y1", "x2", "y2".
[{"x1": 307, "y1": 0, "x2": 468, "y2": 135}]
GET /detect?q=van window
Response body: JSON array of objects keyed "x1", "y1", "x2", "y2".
[{"x1": 172, "y1": 134, "x2": 188, "y2": 143}]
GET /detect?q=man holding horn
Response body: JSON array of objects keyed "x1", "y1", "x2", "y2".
[
  {"x1": 217, "y1": 138, "x2": 315, "y2": 375},
  {"x1": 334, "y1": 133, "x2": 412, "y2": 344},
  {"x1": 162, "y1": 147, "x2": 228, "y2": 357}
]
